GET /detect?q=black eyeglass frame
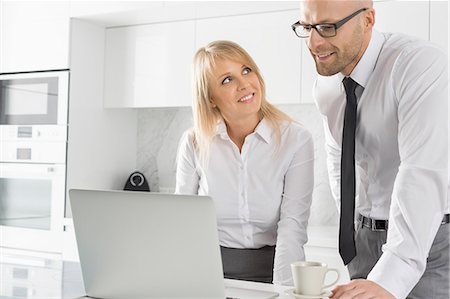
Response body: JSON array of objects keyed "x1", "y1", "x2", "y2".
[{"x1": 292, "y1": 8, "x2": 368, "y2": 38}]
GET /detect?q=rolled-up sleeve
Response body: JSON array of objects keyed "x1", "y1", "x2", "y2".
[
  {"x1": 367, "y1": 45, "x2": 448, "y2": 298},
  {"x1": 175, "y1": 130, "x2": 200, "y2": 195}
]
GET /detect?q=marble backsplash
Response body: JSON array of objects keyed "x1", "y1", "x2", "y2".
[{"x1": 137, "y1": 104, "x2": 338, "y2": 226}]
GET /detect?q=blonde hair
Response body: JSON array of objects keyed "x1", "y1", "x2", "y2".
[{"x1": 192, "y1": 40, "x2": 293, "y2": 163}]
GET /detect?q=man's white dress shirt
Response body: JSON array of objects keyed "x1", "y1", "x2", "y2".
[
  {"x1": 314, "y1": 30, "x2": 449, "y2": 298},
  {"x1": 175, "y1": 118, "x2": 314, "y2": 285}
]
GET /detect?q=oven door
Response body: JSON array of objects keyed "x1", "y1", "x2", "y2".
[
  {"x1": 0, "y1": 163, "x2": 65, "y2": 253},
  {"x1": 0, "y1": 70, "x2": 69, "y2": 125}
]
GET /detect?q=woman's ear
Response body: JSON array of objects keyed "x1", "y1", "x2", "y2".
[{"x1": 210, "y1": 100, "x2": 217, "y2": 108}]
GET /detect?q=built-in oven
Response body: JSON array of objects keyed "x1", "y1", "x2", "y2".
[
  {"x1": 0, "y1": 125, "x2": 67, "y2": 163},
  {"x1": 0, "y1": 70, "x2": 69, "y2": 125},
  {"x1": 0, "y1": 162, "x2": 65, "y2": 252},
  {"x1": 0, "y1": 70, "x2": 69, "y2": 254}
]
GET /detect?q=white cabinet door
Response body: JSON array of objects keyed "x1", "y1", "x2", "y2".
[
  {"x1": 0, "y1": 1, "x2": 70, "y2": 73},
  {"x1": 69, "y1": 1, "x2": 163, "y2": 18},
  {"x1": 430, "y1": 0, "x2": 448, "y2": 53},
  {"x1": 104, "y1": 20, "x2": 196, "y2": 108},
  {"x1": 373, "y1": 0, "x2": 429, "y2": 41},
  {"x1": 196, "y1": 10, "x2": 302, "y2": 105},
  {"x1": 194, "y1": 1, "x2": 300, "y2": 19}
]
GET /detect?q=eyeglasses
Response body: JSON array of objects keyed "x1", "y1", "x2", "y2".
[{"x1": 292, "y1": 8, "x2": 368, "y2": 38}]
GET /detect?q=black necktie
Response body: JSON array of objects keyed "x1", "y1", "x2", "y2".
[{"x1": 339, "y1": 77, "x2": 358, "y2": 265}]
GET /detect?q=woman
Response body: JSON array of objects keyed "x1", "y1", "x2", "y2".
[{"x1": 175, "y1": 40, "x2": 314, "y2": 285}]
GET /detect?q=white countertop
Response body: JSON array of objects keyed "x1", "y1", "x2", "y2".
[{"x1": 0, "y1": 249, "x2": 303, "y2": 299}]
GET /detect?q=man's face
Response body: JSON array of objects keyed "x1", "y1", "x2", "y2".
[{"x1": 299, "y1": 0, "x2": 370, "y2": 76}]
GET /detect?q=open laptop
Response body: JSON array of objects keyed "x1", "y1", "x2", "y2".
[{"x1": 69, "y1": 189, "x2": 279, "y2": 299}]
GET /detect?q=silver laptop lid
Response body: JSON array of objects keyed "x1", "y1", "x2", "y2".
[{"x1": 69, "y1": 189, "x2": 225, "y2": 299}]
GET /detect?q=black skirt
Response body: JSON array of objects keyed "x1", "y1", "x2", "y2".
[{"x1": 220, "y1": 245, "x2": 275, "y2": 283}]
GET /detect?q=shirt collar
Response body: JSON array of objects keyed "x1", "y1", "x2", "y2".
[
  {"x1": 254, "y1": 118, "x2": 272, "y2": 143},
  {"x1": 216, "y1": 119, "x2": 228, "y2": 138},
  {"x1": 215, "y1": 118, "x2": 273, "y2": 144},
  {"x1": 337, "y1": 29, "x2": 385, "y2": 88}
]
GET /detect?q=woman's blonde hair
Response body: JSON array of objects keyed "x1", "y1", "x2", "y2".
[{"x1": 192, "y1": 40, "x2": 293, "y2": 163}]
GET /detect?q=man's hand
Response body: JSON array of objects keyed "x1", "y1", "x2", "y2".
[{"x1": 329, "y1": 279, "x2": 395, "y2": 299}]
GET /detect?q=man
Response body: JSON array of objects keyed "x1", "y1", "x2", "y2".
[{"x1": 292, "y1": 0, "x2": 449, "y2": 298}]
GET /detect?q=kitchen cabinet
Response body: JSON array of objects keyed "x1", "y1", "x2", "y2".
[
  {"x1": 102, "y1": 1, "x2": 436, "y2": 108},
  {"x1": 373, "y1": 1, "x2": 429, "y2": 41},
  {"x1": 196, "y1": 10, "x2": 302, "y2": 105},
  {"x1": 0, "y1": 16, "x2": 137, "y2": 256},
  {"x1": 0, "y1": 1, "x2": 70, "y2": 73},
  {"x1": 430, "y1": 0, "x2": 448, "y2": 54},
  {"x1": 104, "y1": 8, "x2": 303, "y2": 108},
  {"x1": 194, "y1": 1, "x2": 299, "y2": 21},
  {"x1": 69, "y1": 1, "x2": 162, "y2": 20},
  {"x1": 69, "y1": 1, "x2": 299, "y2": 29},
  {"x1": 103, "y1": 20, "x2": 196, "y2": 108}
]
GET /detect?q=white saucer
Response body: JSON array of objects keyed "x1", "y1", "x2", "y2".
[{"x1": 285, "y1": 288, "x2": 330, "y2": 299}]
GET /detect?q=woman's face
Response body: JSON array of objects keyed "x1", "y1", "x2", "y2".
[{"x1": 209, "y1": 58, "x2": 262, "y2": 125}]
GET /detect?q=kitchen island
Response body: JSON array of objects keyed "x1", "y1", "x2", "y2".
[{"x1": 0, "y1": 248, "x2": 299, "y2": 299}]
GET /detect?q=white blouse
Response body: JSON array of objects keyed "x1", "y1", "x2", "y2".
[{"x1": 175, "y1": 118, "x2": 314, "y2": 285}]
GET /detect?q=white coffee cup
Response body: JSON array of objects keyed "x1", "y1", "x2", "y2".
[{"x1": 291, "y1": 261, "x2": 340, "y2": 296}]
